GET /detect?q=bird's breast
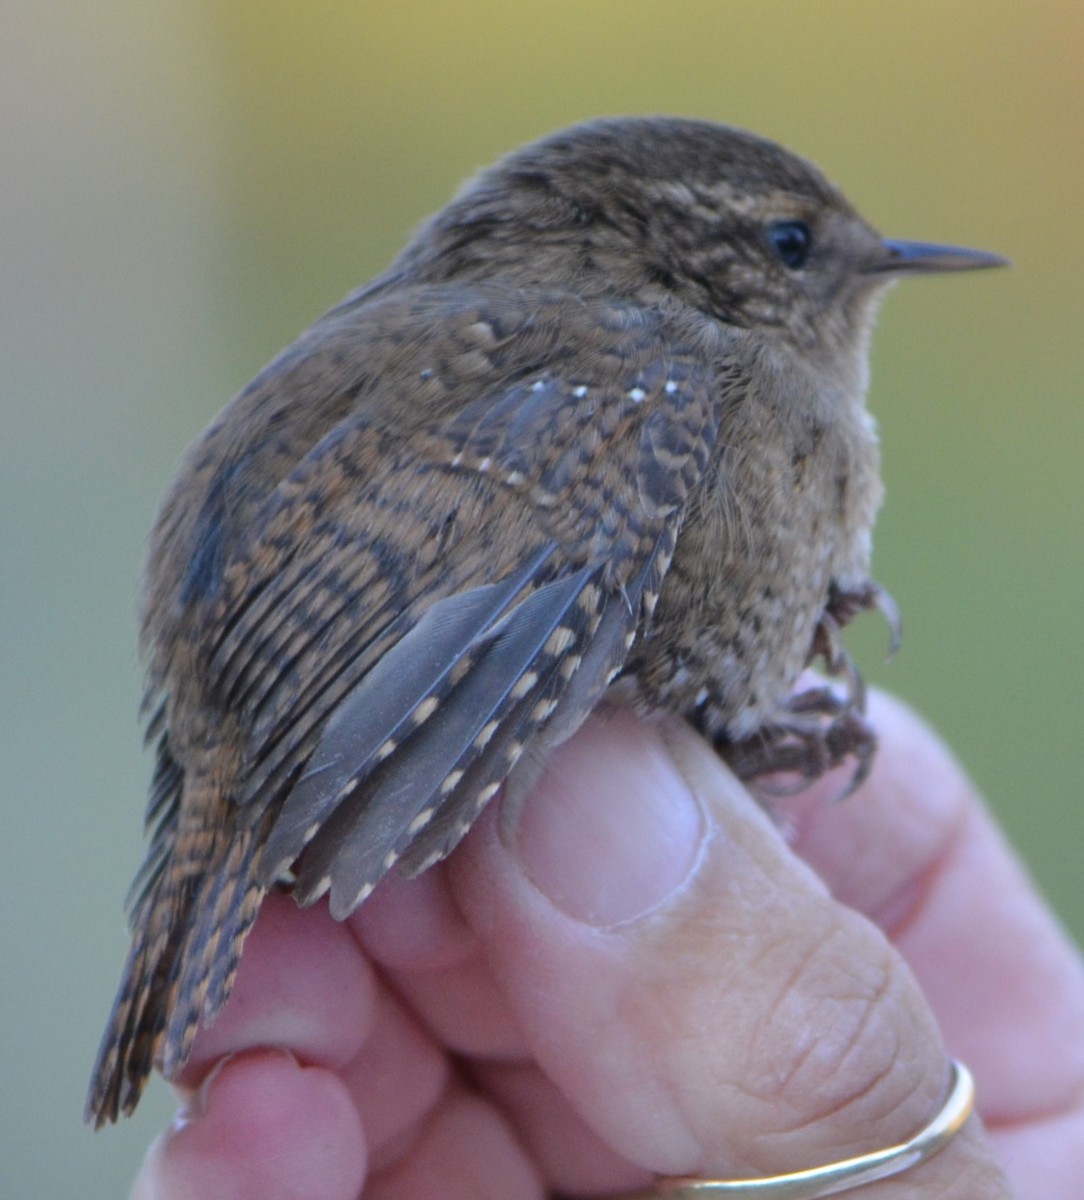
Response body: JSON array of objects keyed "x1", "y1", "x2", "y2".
[{"x1": 623, "y1": 372, "x2": 881, "y2": 739}]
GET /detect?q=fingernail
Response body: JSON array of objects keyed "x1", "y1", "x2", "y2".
[
  {"x1": 508, "y1": 711, "x2": 705, "y2": 926},
  {"x1": 175, "y1": 1048, "x2": 299, "y2": 1127},
  {"x1": 172, "y1": 1055, "x2": 232, "y2": 1129}
]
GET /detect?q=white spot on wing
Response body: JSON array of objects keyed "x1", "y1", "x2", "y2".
[
  {"x1": 335, "y1": 776, "x2": 360, "y2": 802},
  {"x1": 474, "y1": 720, "x2": 500, "y2": 749},
  {"x1": 559, "y1": 653, "x2": 583, "y2": 680},
  {"x1": 544, "y1": 624, "x2": 576, "y2": 656},
  {"x1": 469, "y1": 320, "x2": 496, "y2": 345},
  {"x1": 510, "y1": 671, "x2": 539, "y2": 699},
  {"x1": 628, "y1": 387, "x2": 647, "y2": 403},
  {"x1": 408, "y1": 807, "x2": 436, "y2": 834},
  {"x1": 577, "y1": 584, "x2": 601, "y2": 613},
  {"x1": 440, "y1": 768, "x2": 464, "y2": 795}
]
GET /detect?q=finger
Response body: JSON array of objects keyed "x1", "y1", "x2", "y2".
[
  {"x1": 132, "y1": 1050, "x2": 365, "y2": 1200},
  {"x1": 473, "y1": 1059, "x2": 654, "y2": 1196},
  {"x1": 347, "y1": 863, "x2": 477, "y2": 973},
  {"x1": 338, "y1": 985, "x2": 451, "y2": 1172},
  {"x1": 349, "y1": 850, "x2": 531, "y2": 1061},
  {"x1": 179, "y1": 891, "x2": 377, "y2": 1085},
  {"x1": 178, "y1": 888, "x2": 487, "y2": 1187},
  {"x1": 784, "y1": 690, "x2": 1084, "y2": 1196},
  {"x1": 363, "y1": 1086, "x2": 543, "y2": 1200},
  {"x1": 447, "y1": 708, "x2": 1013, "y2": 1197}
]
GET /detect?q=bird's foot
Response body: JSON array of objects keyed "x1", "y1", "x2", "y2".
[
  {"x1": 716, "y1": 597, "x2": 879, "y2": 796},
  {"x1": 721, "y1": 703, "x2": 876, "y2": 797},
  {"x1": 825, "y1": 578, "x2": 901, "y2": 656}
]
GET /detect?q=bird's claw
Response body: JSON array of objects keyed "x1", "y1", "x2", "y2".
[{"x1": 717, "y1": 598, "x2": 879, "y2": 796}]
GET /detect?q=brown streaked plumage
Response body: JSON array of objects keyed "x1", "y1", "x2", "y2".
[{"x1": 86, "y1": 116, "x2": 1004, "y2": 1125}]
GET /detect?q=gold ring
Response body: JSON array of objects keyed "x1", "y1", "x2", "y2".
[{"x1": 616, "y1": 1059, "x2": 974, "y2": 1199}]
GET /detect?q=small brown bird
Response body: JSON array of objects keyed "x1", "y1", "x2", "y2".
[{"x1": 86, "y1": 116, "x2": 1004, "y2": 1125}]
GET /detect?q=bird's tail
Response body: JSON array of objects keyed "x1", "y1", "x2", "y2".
[{"x1": 84, "y1": 802, "x2": 269, "y2": 1127}]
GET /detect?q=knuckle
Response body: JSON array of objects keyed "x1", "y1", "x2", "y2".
[{"x1": 745, "y1": 910, "x2": 934, "y2": 1132}]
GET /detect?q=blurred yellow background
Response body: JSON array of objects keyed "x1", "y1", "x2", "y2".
[{"x1": 2, "y1": 2, "x2": 1081, "y2": 1195}]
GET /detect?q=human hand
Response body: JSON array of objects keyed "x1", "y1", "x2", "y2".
[{"x1": 131, "y1": 691, "x2": 1084, "y2": 1199}]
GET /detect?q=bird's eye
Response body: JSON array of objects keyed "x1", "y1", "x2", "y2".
[{"x1": 767, "y1": 220, "x2": 812, "y2": 270}]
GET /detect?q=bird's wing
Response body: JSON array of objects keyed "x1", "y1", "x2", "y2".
[{"x1": 183, "y1": 298, "x2": 722, "y2": 919}]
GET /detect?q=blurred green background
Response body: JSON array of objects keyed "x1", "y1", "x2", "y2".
[{"x1": 2, "y1": 2, "x2": 1081, "y2": 1195}]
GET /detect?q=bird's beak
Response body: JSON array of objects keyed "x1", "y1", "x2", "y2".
[{"x1": 871, "y1": 239, "x2": 1009, "y2": 275}]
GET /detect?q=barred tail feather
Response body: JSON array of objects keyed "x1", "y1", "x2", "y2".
[
  {"x1": 84, "y1": 877, "x2": 186, "y2": 1126},
  {"x1": 161, "y1": 823, "x2": 268, "y2": 1078},
  {"x1": 84, "y1": 816, "x2": 269, "y2": 1126}
]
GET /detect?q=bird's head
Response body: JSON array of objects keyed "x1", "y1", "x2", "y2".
[{"x1": 399, "y1": 116, "x2": 1004, "y2": 366}]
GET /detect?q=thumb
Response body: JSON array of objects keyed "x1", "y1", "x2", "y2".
[{"x1": 446, "y1": 708, "x2": 1011, "y2": 1197}]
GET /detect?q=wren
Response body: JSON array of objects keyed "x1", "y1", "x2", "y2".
[{"x1": 86, "y1": 116, "x2": 1005, "y2": 1125}]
